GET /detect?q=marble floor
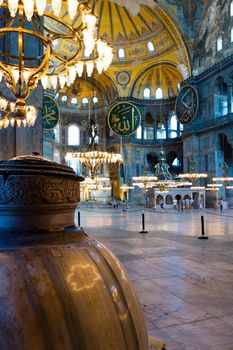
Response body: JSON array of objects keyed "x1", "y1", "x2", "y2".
[{"x1": 76, "y1": 205, "x2": 233, "y2": 350}]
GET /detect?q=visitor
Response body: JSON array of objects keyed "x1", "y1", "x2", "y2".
[
  {"x1": 160, "y1": 199, "x2": 164, "y2": 212},
  {"x1": 122, "y1": 200, "x2": 128, "y2": 217},
  {"x1": 219, "y1": 198, "x2": 223, "y2": 212},
  {"x1": 173, "y1": 199, "x2": 177, "y2": 212},
  {"x1": 112, "y1": 198, "x2": 117, "y2": 209}
]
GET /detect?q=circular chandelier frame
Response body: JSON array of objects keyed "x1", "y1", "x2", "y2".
[{"x1": 0, "y1": 1, "x2": 113, "y2": 119}]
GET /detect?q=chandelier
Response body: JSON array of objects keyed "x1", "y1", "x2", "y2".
[
  {"x1": 0, "y1": 94, "x2": 37, "y2": 128},
  {"x1": 179, "y1": 173, "x2": 208, "y2": 179},
  {"x1": 132, "y1": 176, "x2": 158, "y2": 189},
  {"x1": 66, "y1": 151, "x2": 122, "y2": 179},
  {"x1": 0, "y1": 1, "x2": 113, "y2": 118}
]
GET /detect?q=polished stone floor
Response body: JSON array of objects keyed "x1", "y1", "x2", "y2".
[{"x1": 76, "y1": 205, "x2": 233, "y2": 350}]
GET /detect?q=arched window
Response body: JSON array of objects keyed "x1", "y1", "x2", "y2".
[
  {"x1": 143, "y1": 88, "x2": 150, "y2": 99},
  {"x1": 71, "y1": 97, "x2": 78, "y2": 105},
  {"x1": 68, "y1": 124, "x2": 80, "y2": 146},
  {"x1": 217, "y1": 35, "x2": 223, "y2": 51},
  {"x1": 168, "y1": 87, "x2": 175, "y2": 97},
  {"x1": 177, "y1": 83, "x2": 181, "y2": 91},
  {"x1": 147, "y1": 41, "x2": 154, "y2": 52},
  {"x1": 155, "y1": 87, "x2": 163, "y2": 99},
  {"x1": 62, "y1": 95, "x2": 67, "y2": 103},
  {"x1": 231, "y1": 1, "x2": 233, "y2": 16},
  {"x1": 118, "y1": 48, "x2": 125, "y2": 59},
  {"x1": 55, "y1": 92, "x2": 59, "y2": 100},
  {"x1": 81, "y1": 97, "x2": 89, "y2": 106},
  {"x1": 53, "y1": 150, "x2": 60, "y2": 163},
  {"x1": 136, "y1": 125, "x2": 142, "y2": 139},
  {"x1": 92, "y1": 96, "x2": 98, "y2": 105},
  {"x1": 231, "y1": 27, "x2": 233, "y2": 42}
]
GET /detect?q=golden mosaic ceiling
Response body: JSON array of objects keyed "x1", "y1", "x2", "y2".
[
  {"x1": 57, "y1": 0, "x2": 180, "y2": 63},
  {"x1": 131, "y1": 63, "x2": 183, "y2": 99}
]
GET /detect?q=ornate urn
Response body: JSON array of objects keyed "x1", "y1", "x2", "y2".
[{"x1": 0, "y1": 156, "x2": 149, "y2": 350}]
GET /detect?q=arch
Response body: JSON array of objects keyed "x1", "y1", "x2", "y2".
[
  {"x1": 147, "y1": 153, "x2": 159, "y2": 173},
  {"x1": 166, "y1": 194, "x2": 173, "y2": 205},
  {"x1": 156, "y1": 194, "x2": 163, "y2": 204}
]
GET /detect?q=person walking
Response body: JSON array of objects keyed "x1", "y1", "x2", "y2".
[
  {"x1": 122, "y1": 200, "x2": 128, "y2": 217},
  {"x1": 219, "y1": 198, "x2": 223, "y2": 212}
]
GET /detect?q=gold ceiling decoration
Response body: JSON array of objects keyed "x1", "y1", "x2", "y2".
[{"x1": 0, "y1": 0, "x2": 113, "y2": 119}]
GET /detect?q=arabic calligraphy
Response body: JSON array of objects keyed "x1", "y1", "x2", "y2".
[
  {"x1": 43, "y1": 95, "x2": 60, "y2": 129},
  {"x1": 175, "y1": 85, "x2": 198, "y2": 125},
  {"x1": 108, "y1": 102, "x2": 141, "y2": 136}
]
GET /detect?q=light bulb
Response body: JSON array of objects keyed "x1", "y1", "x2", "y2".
[
  {"x1": 68, "y1": 0, "x2": 78, "y2": 19},
  {"x1": 75, "y1": 61, "x2": 84, "y2": 77},
  {"x1": 23, "y1": 0, "x2": 34, "y2": 21},
  {"x1": 36, "y1": 0, "x2": 46, "y2": 16},
  {"x1": 8, "y1": 0, "x2": 18, "y2": 17},
  {"x1": 52, "y1": 0, "x2": 62, "y2": 16}
]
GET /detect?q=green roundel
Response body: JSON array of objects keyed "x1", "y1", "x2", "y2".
[
  {"x1": 43, "y1": 95, "x2": 60, "y2": 130},
  {"x1": 175, "y1": 85, "x2": 199, "y2": 125},
  {"x1": 108, "y1": 102, "x2": 141, "y2": 136}
]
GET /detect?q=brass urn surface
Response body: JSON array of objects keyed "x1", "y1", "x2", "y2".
[{"x1": 0, "y1": 156, "x2": 149, "y2": 350}]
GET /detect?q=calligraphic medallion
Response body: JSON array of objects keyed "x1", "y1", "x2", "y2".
[
  {"x1": 175, "y1": 85, "x2": 199, "y2": 125},
  {"x1": 108, "y1": 102, "x2": 141, "y2": 136},
  {"x1": 43, "y1": 95, "x2": 60, "y2": 129}
]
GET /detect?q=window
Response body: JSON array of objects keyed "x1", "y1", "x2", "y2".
[
  {"x1": 170, "y1": 114, "x2": 178, "y2": 130},
  {"x1": 81, "y1": 97, "x2": 89, "y2": 106},
  {"x1": 67, "y1": 159, "x2": 80, "y2": 174},
  {"x1": 217, "y1": 35, "x2": 223, "y2": 52},
  {"x1": 92, "y1": 96, "x2": 98, "y2": 105},
  {"x1": 136, "y1": 125, "x2": 142, "y2": 139},
  {"x1": 118, "y1": 48, "x2": 125, "y2": 59},
  {"x1": 168, "y1": 87, "x2": 175, "y2": 97},
  {"x1": 177, "y1": 83, "x2": 181, "y2": 91},
  {"x1": 55, "y1": 92, "x2": 59, "y2": 100},
  {"x1": 231, "y1": 1, "x2": 233, "y2": 16},
  {"x1": 144, "y1": 127, "x2": 154, "y2": 140},
  {"x1": 53, "y1": 125, "x2": 60, "y2": 142},
  {"x1": 62, "y1": 95, "x2": 67, "y2": 103},
  {"x1": 156, "y1": 124, "x2": 166, "y2": 139},
  {"x1": 155, "y1": 87, "x2": 163, "y2": 99},
  {"x1": 147, "y1": 41, "x2": 154, "y2": 52},
  {"x1": 143, "y1": 88, "x2": 150, "y2": 99},
  {"x1": 214, "y1": 94, "x2": 228, "y2": 117},
  {"x1": 71, "y1": 97, "x2": 78, "y2": 105},
  {"x1": 68, "y1": 124, "x2": 80, "y2": 146},
  {"x1": 172, "y1": 158, "x2": 180, "y2": 167},
  {"x1": 231, "y1": 27, "x2": 233, "y2": 42},
  {"x1": 53, "y1": 150, "x2": 60, "y2": 163}
]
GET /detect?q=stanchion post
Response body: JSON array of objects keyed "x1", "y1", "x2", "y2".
[
  {"x1": 198, "y1": 215, "x2": 208, "y2": 239},
  {"x1": 139, "y1": 210, "x2": 148, "y2": 234},
  {"x1": 77, "y1": 208, "x2": 83, "y2": 229}
]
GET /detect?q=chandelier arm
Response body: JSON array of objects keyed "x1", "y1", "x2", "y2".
[{"x1": 18, "y1": 7, "x2": 25, "y2": 99}]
